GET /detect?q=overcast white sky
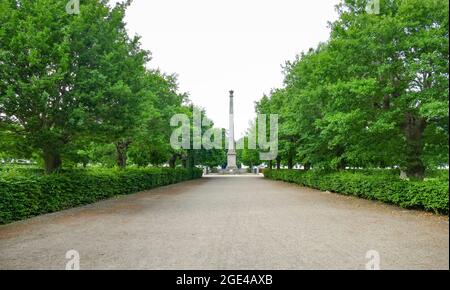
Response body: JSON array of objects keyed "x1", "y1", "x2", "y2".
[{"x1": 122, "y1": 0, "x2": 340, "y2": 137}]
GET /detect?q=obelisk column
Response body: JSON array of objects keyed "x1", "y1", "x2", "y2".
[{"x1": 227, "y1": 90, "x2": 237, "y2": 170}]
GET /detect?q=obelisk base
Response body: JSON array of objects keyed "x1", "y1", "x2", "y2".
[{"x1": 226, "y1": 150, "x2": 237, "y2": 173}]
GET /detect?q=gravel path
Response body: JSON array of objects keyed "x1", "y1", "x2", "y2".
[{"x1": 0, "y1": 175, "x2": 448, "y2": 270}]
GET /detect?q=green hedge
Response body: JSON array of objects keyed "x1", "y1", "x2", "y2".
[
  {"x1": 0, "y1": 167, "x2": 203, "y2": 224},
  {"x1": 264, "y1": 170, "x2": 449, "y2": 214}
]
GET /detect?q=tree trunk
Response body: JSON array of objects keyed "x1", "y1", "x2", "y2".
[
  {"x1": 337, "y1": 160, "x2": 347, "y2": 170},
  {"x1": 287, "y1": 156, "x2": 294, "y2": 169},
  {"x1": 116, "y1": 140, "x2": 130, "y2": 169},
  {"x1": 169, "y1": 154, "x2": 178, "y2": 169},
  {"x1": 268, "y1": 160, "x2": 273, "y2": 170},
  {"x1": 43, "y1": 147, "x2": 62, "y2": 174},
  {"x1": 304, "y1": 162, "x2": 311, "y2": 171},
  {"x1": 276, "y1": 156, "x2": 281, "y2": 170},
  {"x1": 186, "y1": 151, "x2": 195, "y2": 169},
  {"x1": 404, "y1": 112, "x2": 426, "y2": 180},
  {"x1": 335, "y1": 146, "x2": 347, "y2": 170}
]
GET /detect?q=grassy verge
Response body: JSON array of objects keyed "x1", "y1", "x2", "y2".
[
  {"x1": 264, "y1": 170, "x2": 449, "y2": 214},
  {"x1": 0, "y1": 167, "x2": 203, "y2": 224}
]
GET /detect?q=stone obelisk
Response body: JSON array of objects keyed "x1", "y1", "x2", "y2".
[{"x1": 226, "y1": 90, "x2": 237, "y2": 171}]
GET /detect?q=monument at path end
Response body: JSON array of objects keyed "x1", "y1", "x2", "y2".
[{"x1": 226, "y1": 90, "x2": 237, "y2": 172}]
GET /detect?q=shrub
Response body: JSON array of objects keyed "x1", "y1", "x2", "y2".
[
  {"x1": 264, "y1": 170, "x2": 449, "y2": 214},
  {"x1": 0, "y1": 167, "x2": 203, "y2": 224}
]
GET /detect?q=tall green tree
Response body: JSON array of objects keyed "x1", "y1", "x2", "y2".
[
  {"x1": 0, "y1": 0, "x2": 149, "y2": 172},
  {"x1": 252, "y1": 0, "x2": 448, "y2": 179},
  {"x1": 128, "y1": 71, "x2": 185, "y2": 167},
  {"x1": 327, "y1": 0, "x2": 449, "y2": 178}
]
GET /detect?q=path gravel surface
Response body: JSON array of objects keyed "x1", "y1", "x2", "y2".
[{"x1": 0, "y1": 175, "x2": 448, "y2": 270}]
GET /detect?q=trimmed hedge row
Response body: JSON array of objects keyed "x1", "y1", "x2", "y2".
[
  {"x1": 264, "y1": 170, "x2": 449, "y2": 214},
  {"x1": 0, "y1": 167, "x2": 203, "y2": 224}
]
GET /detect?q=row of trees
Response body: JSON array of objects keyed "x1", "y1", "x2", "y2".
[
  {"x1": 248, "y1": 0, "x2": 448, "y2": 180},
  {"x1": 0, "y1": 0, "x2": 225, "y2": 173}
]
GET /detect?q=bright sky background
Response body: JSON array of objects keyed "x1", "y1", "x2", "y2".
[{"x1": 122, "y1": 0, "x2": 340, "y2": 137}]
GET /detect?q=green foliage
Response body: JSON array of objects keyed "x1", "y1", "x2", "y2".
[
  {"x1": 264, "y1": 169, "x2": 449, "y2": 214},
  {"x1": 0, "y1": 0, "x2": 149, "y2": 172},
  {"x1": 127, "y1": 71, "x2": 184, "y2": 167},
  {"x1": 0, "y1": 1, "x2": 223, "y2": 171},
  {"x1": 237, "y1": 120, "x2": 262, "y2": 168},
  {"x1": 256, "y1": 0, "x2": 449, "y2": 179},
  {"x1": 0, "y1": 167, "x2": 203, "y2": 224}
]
